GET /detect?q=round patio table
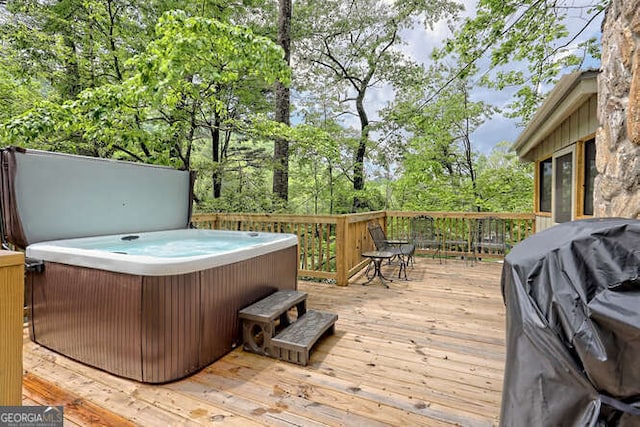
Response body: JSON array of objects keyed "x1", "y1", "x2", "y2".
[{"x1": 361, "y1": 251, "x2": 395, "y2": 288}]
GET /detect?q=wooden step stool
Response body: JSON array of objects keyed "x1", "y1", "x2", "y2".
[
  {"x1": 238, "y1": 290, "x2": 337, "y2": 366},
  {"x1": 271, "y1": 309, "x2": 337, "y2": 365},
  {"x1": 238, "y1": 289, "x2": 307, "y2": 357}
]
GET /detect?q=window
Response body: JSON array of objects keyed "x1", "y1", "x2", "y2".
[
  {"x1": 555, "y1": 152, "x2": 573, "y2": 223},
  {"x1": 539, "y1": 158, "x2": 552, "y2": 212},
  {"x1": 583, "y1": 138, "x2": 596, "y2": 216}
]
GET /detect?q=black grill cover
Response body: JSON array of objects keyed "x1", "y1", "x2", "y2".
[{"x1": 500, "y1": 218, "x2": 640, "y2": 426}]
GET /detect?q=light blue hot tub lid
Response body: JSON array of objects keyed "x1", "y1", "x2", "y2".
[{"x1": 0, "y1": 147, "x2": 194, "y2": 247}]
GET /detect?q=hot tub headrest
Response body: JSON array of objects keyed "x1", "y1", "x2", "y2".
[{"x1": 0, "y1": 147, "x2": 194, "y2": 248}]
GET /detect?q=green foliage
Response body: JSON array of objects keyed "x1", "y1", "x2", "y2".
[
  {"x1": 379, "y1": 60, "x2": 497, "y2": 212},
  {"x1": 2, "y1": 102, "x2": 71, "y2": 148},
  {"x1": 0, "y1": 0, "x2": 539, "y2": 215},
  {"x1": 293, "y1": 0, "x2": 463, "y2": 210},
  {"x1": 438, "y1": 0, "x2": 605, "y2": 123},
  {"x1": 194, "y1": 137, "x2": 281, "y2": 213},
  {"x1": 389, "y1": 142, "x2": 532, "y2": 212},
  {"x1": 132, "y1": 10, "x2": 289, "y2": 108},
  {"x1": 1, "y1": 10, "x2": 289, "y2": 168},
  {"x1": 125, "y1": 11, "x2": 290, "y2": 169},
  {"x1": 474, "y1": 142, "x2": 533, "y2": 211}
]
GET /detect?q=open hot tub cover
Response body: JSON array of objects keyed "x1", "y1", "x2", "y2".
[
  {"x1": 0, "y1": 147, "x2": 195, "y2": 248},
  {"x1": 500, "y1": 218, "x2": 640, "y2": 426}
]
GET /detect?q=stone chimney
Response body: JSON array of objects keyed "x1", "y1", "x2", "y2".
[{"x1": 595, "y1": 0, "x2": 640, "y2": 217}]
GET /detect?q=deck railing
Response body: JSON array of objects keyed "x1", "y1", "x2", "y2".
[
  {"x1": 385, "y1": 211, "x2": 535, "y2": 259},
  {"x1": 192, "y1": 211, "x2": 535, "y2": 286}
]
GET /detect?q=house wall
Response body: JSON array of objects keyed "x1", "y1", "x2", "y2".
[
  {"x1": 528, "y1": 95, "x2": 598, "y2": 161},
  {"x1": 594, "y1": 0, "x2": 640, "y2": 218},
  {"x1": 530, "y1": 95, "x2": 599, "y2": 232}
]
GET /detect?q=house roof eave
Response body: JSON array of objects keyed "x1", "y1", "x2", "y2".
[{"x1": 512, "y1": 70, "x2": 599, "y2": 161}]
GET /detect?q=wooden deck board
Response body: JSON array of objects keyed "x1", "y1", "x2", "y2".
[{"x1": 22, "y1": 258, "x2": 505, "y2": 426}]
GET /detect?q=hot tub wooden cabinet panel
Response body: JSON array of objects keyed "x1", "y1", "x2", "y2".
[
  {"x1": 27, "y1": 246, "x2": 298, "y2": 383},
  {"x1": 29, "y1": 263, "x2": 145, "y2": 381},
  {"x1": 141, "y1": 273, "x2": 201, "y2": 384}
]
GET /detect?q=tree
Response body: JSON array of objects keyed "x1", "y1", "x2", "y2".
[
  {"x1": 1, "y1": 1, "x2": 304, "y2": 206},
  {"x1": 272, "y1": 0, "x2": 292, "y2": 202},
  {"x1": 0, "y1": 55, "x2": 45, "y2": 123},
  {"x1": 382, "y1": 61, "x2": 495, "y2": 211},
  {"x1": 293, "y1": 0, "x2": 462, "y2": 211},
  {"x1": 2, "y1": 0, "x2": 150, "y2": 99},
  {"x1": 438, "y1": 0, "x2": 605, "y2": 123},
  {"x1": 2, "y1": 11, "x2": 290, "y2": 172},
  {"x1": 289, "y1": 117, "x2": 351, "y2": 214},
  {"x1": 474, "y1": 142, "x2": 533, "y2": 212},
  {"x1": 0, "y1": 1, "x2": 546, "y2": 214}
]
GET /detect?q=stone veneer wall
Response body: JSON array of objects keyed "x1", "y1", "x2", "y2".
[{"x1": 595, "y1": 0, "x2": 640, "y2": 217}]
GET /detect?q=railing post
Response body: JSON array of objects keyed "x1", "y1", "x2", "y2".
[
  {"x1": 335, "y1": 215, "x2": 349, "y2": 286},
  {"x1": 0, "y1": 251, "x2": 25, "y2": 406}
]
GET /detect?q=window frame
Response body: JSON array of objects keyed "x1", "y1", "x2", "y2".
[
  {"x1": 536, "y1": 157, "x2": 553, "y2": 216},
  {"x1": 577, "y1": 136, "x2": 596, "y2": 218},
  {"x1": 553, "y1": 145, "x2": 576, "y2": 224}
]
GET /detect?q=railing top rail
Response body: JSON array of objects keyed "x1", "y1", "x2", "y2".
[
  {"x1": 385, "y1": 211, "x2": 535, "y2": 220},
  {"x1": 194, "y1": 211, "x2": 533, "y2": 222},
  {"x1": 344, "y1": 211, "x2": 386, "y2": 224},
  {"x1": 193, "y1": 213, "x2": 340, "y2": 225},
  {"x1": 192, "y1": 210, "x2": 391, "y2": 225}
]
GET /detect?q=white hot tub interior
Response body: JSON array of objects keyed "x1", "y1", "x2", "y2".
[{"x1": 26, "y1": 228, "x2": 298, "y2": 276}]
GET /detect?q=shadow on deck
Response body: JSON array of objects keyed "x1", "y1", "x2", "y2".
[{"x1": 22, "y1": 257, "x2": 506, "y2": 426}]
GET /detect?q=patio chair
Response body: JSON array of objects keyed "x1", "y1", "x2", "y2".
[
  {"x1": 367, "y1": 222, "x2": 416, "y2": 272},
  {"x1": 471, "y1": 217, "x2": 509, "y2": 263},
  {"x1": 410, "y1": 215, "x2": 441, "y2": 263}
]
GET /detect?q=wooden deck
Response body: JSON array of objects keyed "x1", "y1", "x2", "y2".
[{"x1": 22, "y1": 258, "x2": 506, "y2": 426}]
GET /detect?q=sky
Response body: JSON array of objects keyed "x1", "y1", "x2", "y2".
[{"x1": 365, "y1": 0, "x2": 605, "y2": 154}]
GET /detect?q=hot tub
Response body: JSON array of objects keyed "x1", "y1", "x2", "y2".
[
  {"x1": 26, "y1": 228, "x2": 298, "y2": 276},
  {"x1": 26, "y1": 229, "x2": 297, "y2": 383},
  {"x1": 0, "y1": 147, "x2": 298, "y2": 383}
]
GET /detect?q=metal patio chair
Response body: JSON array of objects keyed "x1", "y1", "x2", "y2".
[
  {"x1": 410, "y1": 215, "x2": 441, "y2": 263},
  {"x1": 366, "y1": 222, "x2": 415, "y2": 278},
  {"x1": 471, "y1": 217, "x2": 509, "y2": 263}
]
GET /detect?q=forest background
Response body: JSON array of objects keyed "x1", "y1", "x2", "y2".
[{"x1": 0, "y1": 0, "x2": 605, "y2": 214}]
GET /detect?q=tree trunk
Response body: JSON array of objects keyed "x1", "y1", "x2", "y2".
[
  {"x1": 462, "y1": 91, "x2": 480, "y2": 212},
  {"x1": 181, "y1": 100, "x2": 198, "y2": 171},
  {"x1": 352, "y1": 90, "x2": 369, "y2": 211},
  {"x1": 212, "y1": 110, "x2": 222, "y2": 198},
  {"x1": 273, "y1": 0, "x2": 292, "y2": 201},
  {"x1": 106, "y1": 0, "x2": 123, "y2": 82},
  {"x1": 328, "y1": 161, "x2": 334, "y2": 214},
  {"x1": 63, "y1": 39, "x2": 81, "y2": 99}
]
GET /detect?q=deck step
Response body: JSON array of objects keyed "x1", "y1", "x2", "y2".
[
  {"x1": 238, "y1": 289, "x2": 307, "y2": 323},
  {"x1": 271, "y1": 310, "x2": 338, "y2": 366},
  {"x1": 238, "y1": 290, "x2": 308, "y2": 356}
]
